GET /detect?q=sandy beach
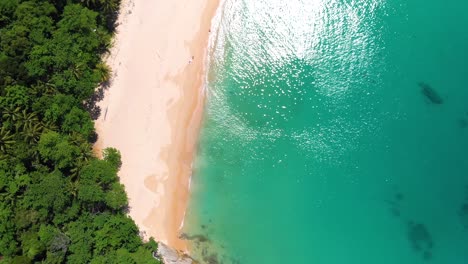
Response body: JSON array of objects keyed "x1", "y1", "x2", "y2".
[{"x1": 94, "y1": 0, "x2": 219, "y2": 252}]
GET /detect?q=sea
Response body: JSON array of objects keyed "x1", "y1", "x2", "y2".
[{"x1": 182, "y1": 0, "x2": 468, "y2": 263}]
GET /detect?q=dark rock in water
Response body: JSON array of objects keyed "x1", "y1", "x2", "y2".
[
  {"x1": 458, "y1": 119, "x2": 468, "y2": 128},
  {"x1": 458, "y1": 203, "x2": 468, "y2": 228},
  {"x1": 386, "y1": 191, "x2": 404, "y2": 218},
  {"x1": 395, "y1": 192, "x2": 404, "y2": 201},
  {"x1": 179, "y1": 233, "x2": 210, "y2": 243},
  {"x1": 419, "y1": 82, "x2": 443, "y2": 104},
  {"x1": 203, "y1": 254, "x2": 219, "y2": 264},
  {"x1": 407, "y1": 221, "x2": 434, "y2": 260},
  {"x1": 230, "y1": 257, "x2": 241, "y2": 264},
  {"x1": 390, "y1": 207, "x2": 401, "y2": 217},
  {"x1": 423, "y1": 251, "x2": 432, "y2": 261}
]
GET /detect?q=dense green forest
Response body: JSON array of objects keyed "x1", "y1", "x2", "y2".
[{"x1": 0, "y1": 0, "x2": 160, "y2": 263}]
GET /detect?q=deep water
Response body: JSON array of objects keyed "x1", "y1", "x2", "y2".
[{"x1": 183, "y1": 0, "x2": 468, "y2": 263}]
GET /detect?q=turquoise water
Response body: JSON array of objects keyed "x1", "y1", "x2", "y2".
[{"x1": 183, "y1": 0, "x2": 468, "y2": 263}]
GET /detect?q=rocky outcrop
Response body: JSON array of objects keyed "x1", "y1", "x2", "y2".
[{"x1": 156, "y1": 243, "x2": 195, "y2": 264}]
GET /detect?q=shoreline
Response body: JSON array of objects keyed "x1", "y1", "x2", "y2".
[{"x1": 94, "y1": 0, "x2": 219, "y2": 253}]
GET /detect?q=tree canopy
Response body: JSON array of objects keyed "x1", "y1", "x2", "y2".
[{"x1": 0, "y1": 0, "x2": 160, "y2": 263}]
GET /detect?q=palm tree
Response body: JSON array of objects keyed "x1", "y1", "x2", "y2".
[
  {"x1": 94, "y1": 62, "x2": 112, "y2": 83},
  {"x1": 43, "y1": 120, "x2": 58, "y2": 132},
  {"x1": 31, "y1": 81, "x2": 57, "y2": 97},
  {"x1": 67, "y1": 181, "x2": 80, "y2": 198},
  {"x1": 21, "y1": 122, "x2": 43, "y2": 145},
  {"x1": 2, "y1": 105, "x2": 21, "y2": 123},
  {"x1": 81, "y1": 0, "x2": 98, "y2": 8},
  {"x1": 71, "y1": 62, "x2": 86, "y2": 79},
  {"x1": 15, "y1": 110, "x2": 38, "y2": 132},
  {"x1": 70, "y1": 147, "x2": 94, "y2": 179},
  {"x1": 99, "y1": 0, "x2": 118, "y2": 14},
  {"x1": 69, "y1": 132, "x2": 86, "y2": 147},
  {"x1": 69, "y1": 133, "x2": 94, "y2": 179},
  {"x1": 0, "y1": 127, "x2": 15, "y2": 154}
]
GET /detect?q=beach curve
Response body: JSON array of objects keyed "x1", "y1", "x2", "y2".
[{"x1": 94, "y1": 0, "x2": 219, "y2": 253}]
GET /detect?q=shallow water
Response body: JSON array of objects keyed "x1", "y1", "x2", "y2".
[{"x1": 183, "y1": 0, "x2": 468, "y2": 263}]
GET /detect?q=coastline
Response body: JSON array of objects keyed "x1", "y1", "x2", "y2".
[{"x1": 94, "y1": 0, "x2": 219, "y2": 253}]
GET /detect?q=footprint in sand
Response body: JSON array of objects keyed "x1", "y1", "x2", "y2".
[
  {"x1": 144, "y1": 174, "x2": 159, "y2": 193},
  {"x1": 145, "y1": 174, "x2": 166, "y2": 199}
]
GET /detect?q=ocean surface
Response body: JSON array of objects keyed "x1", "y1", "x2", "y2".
[{"x1": 183, "y1": 0, "x2": 468, "y2": 263}]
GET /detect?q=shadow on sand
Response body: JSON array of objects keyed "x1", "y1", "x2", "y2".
[{"x1": 84, "y1": 81, "x2": 110, "y2": 120}]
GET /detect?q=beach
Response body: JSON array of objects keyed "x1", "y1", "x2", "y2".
[{"x1": 94, "y1": 0, "x2": 219, "y2": 253}]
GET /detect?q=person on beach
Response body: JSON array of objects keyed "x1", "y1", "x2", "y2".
[{"x1": 188, "y1": 56, "x2": 194, "y2": 64}]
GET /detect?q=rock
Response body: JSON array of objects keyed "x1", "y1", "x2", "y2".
[
  {"x1": 419, "y1": 82, "x2": 443, "y2": 104},
  {"x1": 179, "y1": 233, "x2": 210, "y2": 243},
  {"x1": 407, "y1": 221, "x2": 434, "y2": 260},
  {"x1": 458, "y1": 118, "x2": 468, "y2": 128},
  {"x1": 157, "y1": 243, "x2": 195, "y2": 264}
]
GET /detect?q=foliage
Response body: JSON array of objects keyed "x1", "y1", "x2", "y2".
[
  {"x1": 103, "y1": 147, "x2": 122, "y2": 169},
  {"x1": 0, "y1": 1, "x2": 160, "y2": 263},
  {"x1": 38, "y1": 131, "x2": 79, "y2": 169}
]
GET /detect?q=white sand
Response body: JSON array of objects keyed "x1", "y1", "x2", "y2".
[{"x1": 95, "y1": 0, "x2": 219, "y2": 252}]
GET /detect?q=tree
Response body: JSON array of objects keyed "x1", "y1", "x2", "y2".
[
  {"x1": 38, "y1": 225, "x2": 70, "y2": 263},
  {"x1": 0, "y1": 0, "x2": 55, "y2": 87},
  {"x1": 0, "y1": 0, "x2": 19, "y2": 28},
  {"x1": 0, "y1": 1, "x2": 156, "y2": 262},
  {"x1": 21, "y1": 122, "x2": 43, "y2": 145},
  {"x1": 23, "y1": 170, "x2": 71, "y2": 219},
  {"x1": 10, "y1": 256, "x2": 32, "y2": 264},
  {"x1": 78, "y1": 159, "x2": 118, "y2": 211},
  {"x1": 80, "y1": 159, "x2": 117, "y2": 187},
  {"x1": 69, "y1": 133, "x2": 94, "y2": 178},
  {"x1": 38, "y1": 131, "x2": 78, "y2": 169},
  {"x1": 1, "y1": 85, "x2": 31, "y2": 109},
  {"x1": 71, "y1": 61, "x2": 86, "y2": 79},
  {"x1": 14, "y1": 209, "x2": 40, "y2": 232},
  {"x1": 99, "y1": 0, "x2": 118, "y2": 14},
  {"x1": 2, "y1": 104, "x2": 20, "y2": 124},
  {"x1": 14, "y1": 110, "x2": 38, "y2": 132},
  {"x1": 0, "y1": 162, "x2": 29, "y2": 202},
  {"x1": 93, "y1": 214, "x2": 141, "y2": 255},
  {"x1": 19, "y1": 231, "x2": 45, "y2": 260},
  {"x1": 104, "y1": 182, "x2": 127, "y2": 210},
  {"x1": 26, "y1": 4, "x2": 102, "y2": 100},
  {"x1": 62, "y1": 107, "x2": 94, "y2": 138},
  {"x1": 129, "y1": 246, "x2": 161, "y2": 264},
  {"x1": 30, "y1": 81, "x2": 57, "y2": 98},
  {"x1": 103, "y1": 147, "x2": 121, "y2": 169},
  {"x1": 0, "y1": 204, "x2": 18, "y2": 257},
  {"x1": 81, "y1": 0, "x2": 98, "y2": 8},
  {"x1": 0, "y1": 126, "x2": 15, "y2": 154},
  {"x1": 94, "y1": 61, "x2": 111, "y2": 83},
  {"x1": 66, "y1": 215, "x2": 94, "y2": 264},
  {"x1": 77, "y1": 181, "x2": 105, "y2": 207},
  {"x1": 42, "y1": 94, "x2": 76, "y2": 125}
]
